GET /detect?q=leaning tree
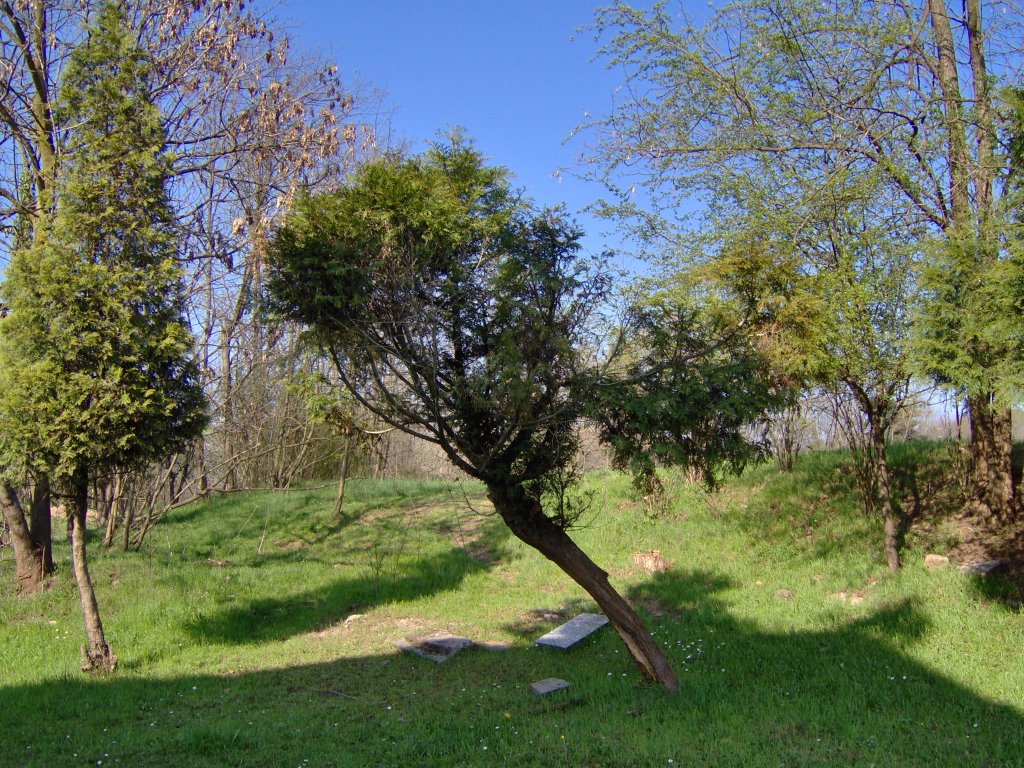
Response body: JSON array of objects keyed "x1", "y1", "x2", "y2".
[{"x1": 267, "y1": 137, "x2": 778, "y2": 693}]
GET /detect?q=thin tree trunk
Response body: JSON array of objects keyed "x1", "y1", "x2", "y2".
[
  {"x1": 69, "y1": 468, "x2": 116, "y2": 673},
  {"x1": 0, "y1": 481, "x2": 44, "y2": 593},
  {"x1": 927, "y1": 0, "x2": 971, "y2": 221},
  {"x1": 29, "y1": 474, "x2": 53, "y2": 574},
  {"x1": 102, "y1": 473, "x2": 122, "y2": 548},
  {"x1": 198, "y1": 440, "x2": 209, "y2": 493},
  {"x1": 333, "y1": 439, "x2": 353, "y2": 519},
  {"x1": 488, "y1": 482, "x2": 679, "y2": 694},
  {"x1": 122, "y1": 499, "x2": 135, "y2": 553},
  {"x1": 221, "y1": 335, "x2": 236, "y2": 491}
]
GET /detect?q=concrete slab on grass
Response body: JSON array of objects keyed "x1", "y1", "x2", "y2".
[
  {"x1": 534, "y1": 612, "x2": 609, "y2": 651},
  {"x1": 530, "y1": 677, "x2": 571, "y2": 696},
  {"x1": 960, "y1": 559, "x2": 1005, "y2": 576},
  {"x1": 396, "y1": 632, "x2": 474, "y2": 664}
]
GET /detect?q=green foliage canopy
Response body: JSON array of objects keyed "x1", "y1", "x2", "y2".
[
  {"x1": 269, "y1": 135, "x2": 780, "y2": 509},
  {"x1": 269, "y1": 139, "x2": 602, "y2": 494},
  {"x1": 0, "y1": 1, "x2": 206, "y2": 480}
]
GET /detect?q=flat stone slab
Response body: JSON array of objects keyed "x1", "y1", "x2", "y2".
[
  {"x1": 530, "y1": 677, "x2": 570, "y2": 696},
  {"x1": 396, "y1": 632, "x2": 474, "y2": 664},
  {"x1": 960, "y1": 559, "x2": 1006, "y2": 576},
  {"x1": 535, "y1": 612, "x2": 609, "y2": 651}
]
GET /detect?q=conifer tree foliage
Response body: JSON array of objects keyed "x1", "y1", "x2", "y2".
[
  {"x1": 0, "y1": 1, "x2": 206, "y2": 672},
  {"x1": 269, "y1": 136, "x2": 778, "y2": 693}
]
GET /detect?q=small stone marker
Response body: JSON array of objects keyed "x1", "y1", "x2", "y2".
[
  {"x1": 396, "y1": 632, "x2": 474, "y2": 664},
  {"x1": 633, "y1": 550, "x2": 669, "y2": 573},
  {"x1": 530, "y1": 677, "x2": 570, "y2": 696},
  {"x1": 535, "y1": 612, "x2": 609, "y2": 651},
  {"x1": 924, "y1": 554, "x2": 950, "y2": 570},
  {"x1": 960, "y1": 559, "x2": 1005, "y2": 576}
]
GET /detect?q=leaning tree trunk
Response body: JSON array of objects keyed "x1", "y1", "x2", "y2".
[
  {"x1": 68, "y1": 469, "x2": 117, "y2": 673},
  {"x1": 0, "y1": 482, "x2": 45, "y2": 593},
  {"x1": 967, "y1": 394, "x2": 1014, "y2": 520},
  {"x1": 488, "y1": 482, "x2": 679, "y2": 694}
]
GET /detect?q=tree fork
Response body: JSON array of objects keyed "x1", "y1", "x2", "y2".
[{"x1": 488, "y1": 484, "x2": 679, "y2": 694}]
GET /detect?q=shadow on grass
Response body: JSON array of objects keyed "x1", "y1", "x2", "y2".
[
  {"x1": 187, "y1": 547, "x2": 491, "y2": 645},
  {"x1": 727, "y1": 442, "x2": 974, "y2": 569},
  {"x1": 6, "y1": 568, "x2": 1023, "y2": 767},
  {"x1": 500, "y1": 597, "x2": 594, "y2": 639}
]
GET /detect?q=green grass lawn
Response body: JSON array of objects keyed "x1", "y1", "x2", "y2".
[{"x1": 2, "y1": 448, "x2": 1023, "y2": 767}]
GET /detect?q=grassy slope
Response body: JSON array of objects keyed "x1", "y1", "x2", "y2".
[{"x1": 2, "y1": 447, "x2": 1023, "y2": 767}]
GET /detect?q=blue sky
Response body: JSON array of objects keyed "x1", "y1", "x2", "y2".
[{"x1": 281, "y1": 0, "x2": 648, "y2": 262}]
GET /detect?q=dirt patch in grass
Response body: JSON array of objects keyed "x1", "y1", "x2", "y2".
[
  {"x1": 356, "y1": 506, "x2": 405, "y2": 526},
  {"x1": 435, "y1": 503, "x2": 500, "y2": 562},
  {"x1": 308, "y1": 614, "x2": 446, "y2": 656},
  {"x1": 502, "y1": 607, "x2": 566, "y2": 638},
  {"x1": 945, "y1": 510, "x2": 1024, "y2": 607}
]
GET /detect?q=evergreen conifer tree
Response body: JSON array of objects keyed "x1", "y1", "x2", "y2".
[{"x1": 0, "y1": 1, "x2": 206, "y2": 671}]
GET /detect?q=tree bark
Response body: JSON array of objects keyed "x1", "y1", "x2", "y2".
[
  {"x1": 69, "y1": 469, "x2": 117, "y2": 673},
  {"x1": 928, "y1": 2, "x2": 1014, "y2": 520},
  {"x1": 30, "y1": 475, "x2": 53, "y2": 574},
  {"x1": 967, "y1": 393, "x2": 1014, "y2": 520},
  {"x1": 870, "y1": 427, "x2": 901, "y2": 571},
  {"x1": 927, "y1": 0, "x2": 971, "y2": 222},
  {"x1": 221, "y1": 333, "x2": 237, "y2": 491},
  {"x1": 488, "y1": 482, "x2": 679, "y2": 694},
  {"x1": 0, "y1": 481, "x2": 44, "y2": 593},
  {"x1": 333, "y1": 439, "x2": 352, "y2": 520},
  {"x1": 102, "y1": 473, "x2": 122, "y2": 548}
]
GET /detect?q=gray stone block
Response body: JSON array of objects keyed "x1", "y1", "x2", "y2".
[
  {"x1": 960, "y1": 559, "x2": 1006, "y2": 576},
  {"x1": 396, "y1": 632, "x2": 474, "y2": 664},
  {"x1": 535, "y1": 612, "x2": 609, "y2": 650},
  {"x1": 530, "y1": 677, "x2": 570, "y2": 695}
]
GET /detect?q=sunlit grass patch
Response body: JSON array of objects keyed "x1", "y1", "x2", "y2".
[{"x1": 3, "y1": 446, "x2": 1024, "y2": 766}]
